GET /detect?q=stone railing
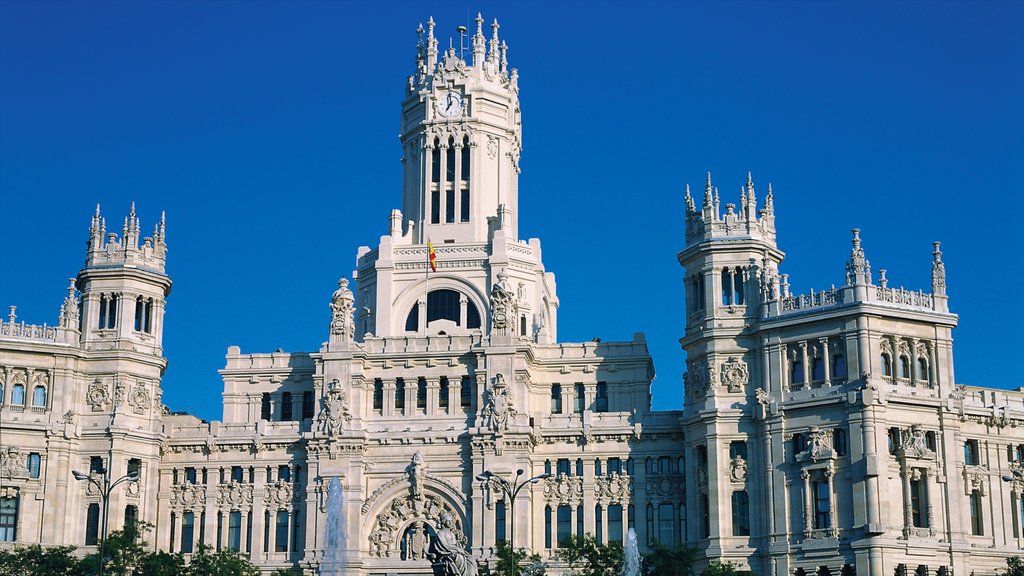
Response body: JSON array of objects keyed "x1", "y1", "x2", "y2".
[
  {"x1": 875, "y1": 287, "x2": 933, "y2": 309},
  {"x1": 0, "y1": 318, "x2": 57, "y2": 342},
  {"x1": 780, "y1": 288, "x2": 841, "y2": 314}
]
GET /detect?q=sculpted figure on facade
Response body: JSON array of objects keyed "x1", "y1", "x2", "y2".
[
  {"x1": 428, "y1": 511, "x2": 477, "y2": 576},
  {"x1": 58, "y1": 278, "x2": 80, "y2": 328},
  {"x1": 0, "y1": 448, "x2": 26, "y2": 479},
  {"x1": 330, "y1": 278, "x2": 355, "y2": 340},
  {"x1": 128, "y1": 380, "x2": 150, "y2": 414},
  {"x1": 408, "y1": 451, "x2": 426, "y2": 501},
  {"x1": 480, "y1": 373, "x2": 517, "y2": 432},
  {"x1": 489, "y1": 270, "x2": 514, "y2": 334},
  {"x1": 317, "y1": 379, "x2": 352, "y2": 437}
]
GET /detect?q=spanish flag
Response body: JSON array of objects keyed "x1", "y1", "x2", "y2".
[{"x1": 428, "y1": 241, "x2": 437, "y2": 272}]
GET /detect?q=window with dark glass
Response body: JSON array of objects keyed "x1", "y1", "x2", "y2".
[
  {"x1": 124, "y1": 505, "x2": 138, "y2": 532},
  {"x1": 417, "y1": 377, "x2": 427, "y2": 410},
  {"x1": 833, "y1": 428, "x2": 847, "y2": 456},
  {"x1": 551, "y1": 384, "x2": 562, "y2": 414},
  {"x1": 918, "y1": 358, "x2": 929, "y2": 381},
  {"x1": 658, "y1": 456, "x2": 671, "y2": 475},
  {"x1": 445, "y1": 139, "x2": 456, "y2": 182},
  {"x1": 657, "y1": 503, "x2": 673, "y2": 544},
  {"x1": 439, "y1": 377, "x2": 449, "y2": 410},
  {"x1": 302, "y1": 390, "x2": 314, "y2": 420},
  {"x1": 556, "y1": 505, "x2": 571, "y2": 547},
  {"x1": 373, "y1": 379, "x2": 383, "y2": 410},
  {"x1": 595, "y1": 382, "x2": 608, "y2": 412},
  {"x1": 575, "y1": 459, "x2": 584, "y2": 477},
  {"x1": 576, "y1": 505, "x2": 584, "y2": 541},
  {"x1": 181, "y1": 511, "x2": 195, "y2": 553},
  {"x1": 729, "y1": 441, "x2": 747, "y2": 460},
  {"x1": 228, "y1": 510, "x2": 242, "y2": 550},
  {"x1": 595, "y1": 459, "x2": 603, "y2": 476},
  {"x1": 645, "y1": 504, "x2": 655, "y2": 546},
  {"x1": 732, "y1": 490, "x2": 749, "y2": 536},
  {"x1": 495, "y1": 500, "x2": 506, "y2": 544},
  {"x1": 544, "y1": 506, "x2": 552, "y2": 549},
  {"x1": 813, "y1": 481, "x2": 831, "y2": 529},
  {"x1": 899, "y1": 356, "x2": 911, "y2": 379},
  {"x1": 812, "y1": 357, "x2": 825, "y2": 381},
  {"x1": 887, "y1": 428, "x2": 900, "y2": 454},
  {"x1": 90, "y1": 456, "x2": 104, "y2": 475},
  {"x1": 608, "y1": 457, "x2": 622, "y2": 476},
  {"x1": 461, "y1": 375, "x2": 472, "y2": 407},
  {"x1": 721, "y1": 269, "x2": 733, "y2": 305},
  {"x1": 169, "y1": 512, "x2": 176, "y2": 552},
  {"x1": 185, "y1": 467, "x2": 197, "y2": 484},
  {"x1": 280, "y1": 392, "x2": 292, "y2": 420},
  {"x1": 446, "y1": 188, "x2": 456, "y2": 223},
  {"x1": 278, "y1": 465, "x2": 291, "y2": 482},
  {"x1": 910, "y1": 475, "x2": 927, "y2": 528},
  {"x1": 881, "y1": 353, "x2": 893, "y2": 377},
  {"x1": 85, "y1": 502, "x2": 100, "y2": 545},
  {"x1": 231, "y1": 466, "x2": 244, "y2": 483},
  {"x1": 574, "y1": 383, "x2": 585, "y2": 413},
  {"x1": 833, "y1": 354, "x2": 847, "y2": 379},
  {"x1": 467, "y1": 302, "x2": 481, "y2": 329},
  {"x1": 261, "y1": 393, "x2": 272, "y2": 420},
  {"x1": 964, "y1": 440, "x2": 979, "y2": 465},
  {"x1": 405, "y1": 305, "x2": 419, "y2": 332},
  {"x1": 0, "y1": 497, "x2": 17, "y2": 542},
  {"x1": 969, "y1": 490, "x2": 983, "y2": 535},
  {"x1": 263, "y1": 510, "x2": 270, "y2": 552},
  {"x1": 461, "y1": 137, "x2": 470, "y2": 180},
  {"x1": 556, "y1": 458, "x2": 570, "y2": 476},
  {"x1": 395, "y1": 378, "x2": 406, "y2": 411},
  {"x1": 792, "y1": 361, "x2": 804, "y2": 385},
  {"x1": 596, "y1": 505, "x2": 603, "y2": 544},
  {"x1": 609, "y1": 504, "x2": 623, "y2": 543},
  {"x1": 461, "y1": 188, "x2": 470, "y2": 223},
  {"x1": 427, "y1": 289, "x2": 462, "y2": 325},
  {"x1": 275, "y1": 510, "x2": 288, "y2": 552},
  {"x1": 27, "y1": 453, "x2": 40, "y2": 479}
]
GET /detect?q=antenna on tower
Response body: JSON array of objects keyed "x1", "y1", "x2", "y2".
[{"x1": 457, "y1": 25, "x2": 468, "y2": 59}]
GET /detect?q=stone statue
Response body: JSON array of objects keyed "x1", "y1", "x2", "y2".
[
  {"x1": 317, "y1": 380, "x2": 352, "y2": 437},
  {"x1": 428, "y1": 511, "x2": 477, "y2": 576},
  {"x1": 408, "y1": 451, "x2": 426, "y2": 501},
  {"x1": 330, "y1": 278, "x2": 355, "y2": 339},
  {"x1": 489, "y1": 270, "x2": 514, "y2": 333},
  {"x1": 480, "y1": 374, "x2": 517, "y2": 433}
]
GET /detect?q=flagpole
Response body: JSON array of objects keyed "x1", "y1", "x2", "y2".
[{"x1": 424, "y1": 238, "x2": 429, "y2": 335}]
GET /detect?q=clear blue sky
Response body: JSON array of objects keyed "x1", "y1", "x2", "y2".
[{"x1": 1, "y1": 1, "x2": 1021, "y2": 421}]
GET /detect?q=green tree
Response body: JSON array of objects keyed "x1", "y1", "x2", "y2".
[
  {"x1": 553, "y1": 535, "x2": 623, "y2": 576},
  {"x1": 1000, "y1": 557, "x2": 1024, "y2": 576},
  {"x1": 701, "y1": 560, "x2": 752, "y2": 576},
  {"x1": 641, "y1": 541, "x2": 696, "y2": 576},
  {"x1": 184, "y1": 544, "x2": 260, "y2": 576},
  {"x1": 478, "y1": 540, "x2": 546, "y2": 576},
  {"x1": 0, "y1": 544, "x2": 81, "y2": 576},
  {"x1": 79, "y1": 522, "x2": 184, "y2": 576}
]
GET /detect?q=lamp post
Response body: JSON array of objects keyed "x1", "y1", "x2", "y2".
[
  {"x1": 475, "y1": 469, "x2": 551, "y2": 576},
  {"x1": 72, "y1": 465, "x2": 140, "y2": 576}
]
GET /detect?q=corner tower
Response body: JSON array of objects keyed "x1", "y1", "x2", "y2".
[{"x1": 400, "y1": 14, "x2": 522, "y2": 244}]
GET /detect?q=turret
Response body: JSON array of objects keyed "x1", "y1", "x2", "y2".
[{"x1": 78, "y1": 204, "x2": 172, "y2": 353}]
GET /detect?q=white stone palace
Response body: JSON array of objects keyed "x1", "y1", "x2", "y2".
[{"x1": 1, "y1": 14, "x2": 1023, "y2": 576}]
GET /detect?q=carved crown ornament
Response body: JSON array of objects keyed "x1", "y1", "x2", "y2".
[
  {"x1": 720, "y1": 356, "x2": 749, "y2": 394},
  {"x1": 542, "y1": 473, "x2": 584, "y2": 505},
  {"x1": 594, "y1": 472, "x2": 633, "y2": 504},
  {"x1": 170, "y1": 483, "x2": 207, "y2": 510},
  {"x1": 368, "y1": 494, "x2": 467, "y2": 559},
  {"x1": 216, "y1": 481, "x2": 254, "y2": 510},
  {"x1": 796, "y1": 427, "x2": 834, "y2": 463},
  {"x1": 264, "y1": 480, "x2": 299, "y2": 510}
]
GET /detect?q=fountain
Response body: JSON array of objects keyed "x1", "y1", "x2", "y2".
[
  {"x1": 622, "y1": 527, "x2": 641, "y2": 576},
  {"x1": 320, "y1": 477, "x2": 345, "y2": 575}
]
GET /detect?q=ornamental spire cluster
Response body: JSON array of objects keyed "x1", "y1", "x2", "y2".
[
  {"x1": 86, "y1": 203, "x2": 167, "y2": 273},
  {"x1": 683, "y1": 172, "x2": 777, "y2": 246}
]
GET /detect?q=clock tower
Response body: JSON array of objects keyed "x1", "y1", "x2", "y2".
[
  {"x1": 399, "y1": 14, "x2": 522, "y2": 245},
  {"x1": 350, "y1": 15, "x2": 557, "y2": 343}
]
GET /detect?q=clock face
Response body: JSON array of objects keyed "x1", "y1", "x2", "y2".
[{"x1": 438, "y1": 91, "x2": 463, "y2": 118}]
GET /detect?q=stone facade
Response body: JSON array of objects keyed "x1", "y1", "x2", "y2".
[{"x1": 1, "y1": 14, "x2": 1023, "y2": 576}]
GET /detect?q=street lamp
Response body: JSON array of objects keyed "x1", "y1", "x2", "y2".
[
  {"x1": 72, "y1": 465, "x2": 140, "y2": 576},
  {"x1": 476, "y1": 468, "x2": 551, "y2": 576}
]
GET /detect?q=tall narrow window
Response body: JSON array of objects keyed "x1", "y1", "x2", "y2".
[
  {"x1": 11, "y1": 385, "x2": 24, "y2": 406},
  {"x1": 460, "y1": 137, "x2": 471, "y2": 223},
  {"x1": 281, "y1": 392, "x2": 292, "y2": 421},
  {"x1": 881, "y1": 354, "x2": 893, "y2": 377},
  {"x1": 439, "y1": 377, "x2": 450, "y2": 410},
  {"x1": 0, "y1": 497, "x2": 17, "y2": 542},
  {"x1": 520, "y1": 315, "x2": 527, "y2": 337},
  {"x1": 395, "y1": 378, "x2": 406, "y2": 411},
  {"x1": 181, "y1": 511, "x2": 195, "y2": 553},
  {"x1": 899, "y1": 356, "x2": 911, "y2": 379},
  {"x1": 495, "y1": 500, "x2": 506, "y2": 544},
  {"x1": 733, "y1": 267, "x2": 745, "y2": 304},
  {"x1": 291, "y1": 510, "x2": 301, "y2": 552},
  {"x1": 576, "y1": 505, "x2": 584, "y2": 540},
  {"x1": 27, "y1": 453, "x2": 41, "y2": 479},
  {"x1": 461, "y1": 137, "x2": 470, "y2": 180},
  {"x1": 275, "y1": 510, "x2": 288, "y2": 552},
  {"x1": 373, "y1": 379, "x2": 384, "y2": 411},
  {"x1": 575, "y1": 459, "x2": 584, "y2": 477},
  {"x1": 678, "y1": 504, "x2": 686, "y2": 543},
  {"x1": 657, "y1": 503, "x2": 673, "y2": 545},
  {"x1": 833, "y1": 354, "x2": 847, "y2": 379},
  {"x1": 732, "y1": 490, "x2": 750, "y2": 535},
  {"x1": 278, "y1": 465, "x2": 291, "y2": 482},
  {"x1": 261, "y1": 393, "x2": 272, "y2": 420},
  {"x1": 446, "y1": 188, "x2": 456, "y2": 224},
  {"x1": 169, "y1": 512, "x2": 176, "y2": 552},
  {"x1": 556, "y1": 505, "x2": 571, "y2": 547},
  {"x1": 124, "y1": 505, "x2": 138, "y2": 532},
  {"x1": 596, "y1": 505, "x2": 604, "y2": 544},
  {"x1": 910, "y1": 475, "x2": 928, "y2": 528},
  {"x1": 917, "y1": 358, "x2": 929, "y2": 382},
  {"x1": 107, "y1": 294, "x2": 118, "y2": 329},
  {"x1": 609, "y1": 457, "x2": 622, "y2": 475},
  {"x1": 247, "y1": 511, "x2": 254, "y2": 552},
  {"x1": 574, "y1": 383, "x2": 585, "y2": 413},
  {"x1": 143, "y1": 298, "x2": 152, "y2": 333},
  {"x1": 228, "y1": 510, "x2": 241, "y2": 550},
  {"x1": 557, "y1": 459, "x2": 571, "y2": 476},
  {"x1": 216, "y1": 512, "x2": 223, "y2": 550},
  {"x1": 812, "y1": 358, "x2": 825, "y2": 381},
  {"x1": 446, "y1": 139, "x2": 456, "y2": 182},
  {"x1": 135, "y1": 296, "x2": 145, "y2": 331},
  {"x1": 609, "y1": 504, "x2": 623, "y2": 543},
  {"x1": 551, "y1": 384, "x2": 563, "y2": 414},
  {"x1": 445, "y1": 140, "x2": 456, "y2": 223},
  {"x1": 969, "y1": 490, "x2": 983, "y2": 535},
  {"x1": 544, "y1": 506, "x2": 552, "y2": 549},
  {"x1": 461, "y1": 375, "x2": 473, "y2": 408},
  {"x1": 301, "y1": 391, "x2": 314, "y2": 420},
  {"x1": 964, "y1": 440, "x2": 979, "y2": 465},
  {"x1": 645, "y1": 504, "x2": 655, "y2": 546},
  {"x1": 792, "y1": 361, "x2": 804, "y2": 385},
  {"x1": 98, "y1": 294, "x2": 108, "y2": 329},
  {"x1": 185, "y1": 467, "x2": 197, "y2": 484},
  {"x1": 729, "y1": 441, "x2": 748, "y2": 460},
  {"x1": 263, "y1": 510, "x2": 270, "y2": 552},
  {"x1": 628, "y1": 503, "x2": 635, "y2": 531},
  {"x1": 721, "y1": 269, "x2": 733, "y2": 305},
  {"x1": 417, "y1": 377, "x2": 427, "y2": 410},
  {"x1": 85, "y1": 503, "x2": 100, "y2": 545},
  {"x1": 833, "y1": 428, "x2": 847, "y2": 456},
  {"x1": 595, "y1": 382, "x2": 608, "y2": 412},
  {"x1": 813, "y1": 481, "x2": 831, "y2": 529},
  {"x1": 231, "y1": 466, "x2": 243, "y2": 483}
]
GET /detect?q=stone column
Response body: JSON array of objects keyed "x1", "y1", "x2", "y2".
[
  {"x1": 382, "y1": 379, "x2": 396, "y2": 417},
  {"x1": 900, "y1": 461, "x2": 913, "y2": 536},
  {"x1": 426, "y1": 377, "x2": 440, "y2": 416},
  {"x1": 820, "y1": 338, "x2": 831, "y2": 386},
  {"x1": 825, "y1": 465, "x2": 837, "y2": 536},
  {"x1": 910, "y1": 338, "x2": 920, "y2": 386},
  {"x1": 404, "y1": 378, "x2": 416, "y2": 417},
  {"x1": 799, "y1": 342, "x2": 810, "y2": 389},
  {"x1": 448, "y1": 375, "x2": 461, "y2": 416},
  {"x1": 801, "y1": 469, "x2": 812, "y2": 536}
]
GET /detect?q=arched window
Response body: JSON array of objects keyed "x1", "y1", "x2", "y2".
[
  {"x1": 430, "y1": 138, "x2": 441, "y2": 223},
  {"x1": 792, "y1": 361, "x2": 804, "y2": 385},
  {"x1": 32, "y1": 386, "x2": 46, "y2": 407},
  {"x1": 11, "y1": 385, "x2": 24, "y2": 405},
  {"x1": 881, "y1": 353, "x2": 892, "y2": 377},
  {"x1": 812, "y1": 358, "x2": 825, "y2": 381},
  {"x1": 899, "y1": 356, "x2": 910, "y2": 379},
  {"x1": 445, "y1": 137, "x2": 456, "y2": 223},
  {"x1": 733, "y1": 267, "x2": 744, "y2": 305},
  {"x1": 832, "y1": 354, "x2": 847, "y2": 379},
  {"x1": 405, "y1": 305, "x2": 419, "y2": 332},
  {"x1": 917, "y1": 358, "x2": 929, "y2": 381}
]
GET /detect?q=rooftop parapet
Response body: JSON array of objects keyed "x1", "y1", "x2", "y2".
[
  {"x1": 85, "y1": 203, "x2": 167, "y2": 274},
  {"x1": 408, "y1": 14, "x2": 518, "y2": 96},
  {"x1": 684, "y1": 172, "x2": 776, "y2": 247}
]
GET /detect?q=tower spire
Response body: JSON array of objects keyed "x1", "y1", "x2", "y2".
[
  {"x1": 845, "y1": 228, "x2": 871, "y2": 286},
  {"x1": 931, "y1": 241, "x2": 946, "y2": 296},
  {"x1": 472, "y1": 12, "x2": 485, "y2": 66}
]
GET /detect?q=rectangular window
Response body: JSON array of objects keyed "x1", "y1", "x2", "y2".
[
  {"x1": 85, "y1": 502, "x2": 100, "y2": 545},
  {"x1": 216, "y1": 512, "x2": 223, "y2": 550},
  {"x1": 395, "y1": 378, "x2": 406, "y2": 411},
  {"x1": 278, "y1": 465, "x2": 291, "y2": 482},
  {"x1": 263, "y1": 510, "x2": 270, "y2": 552},
  {"x1": 645, "y1": 505, "x2": 654, "y2": 546},
  {"x1": 657, "y1": 503, "x2": 673, "y2": 545},
  {"x1": 128, "y1": 458, "x2": 142, "y2": 478},
  {"x1": 261, "y1": 393, "x2": 272, "y2": 420},
  {"x1": 659, "y1": 456, "x2": 672, "y2": 475},
  {"x1": 460, "y1": 188, "x2": 470, "y2": 222},
  {"x1": 169, "y1": 512, "x2": 176, "y2": 552},
  {"x1": 576, "y1": 505, "x2": 584, "y2": 541},
  {"x1": 574, "y1": 383, "x2": 585, "y2": 413},
  {"x1": 970, "y1": 490, "x2": 983, "y2": 535},
  {"x1": 431, "y1": 190, "x2": 440, "y2": 224},
  {"x1": 608, "y1": 457, "x2": 622, "y2": 476},
  {"x1": 181, "y1": 511, "x2": 195, "y2": 553},
  {"x1": 0, "y1": 497, "x2": 17, "y2": 542},
  {"x1": 628, "y1": 504, "x2": 636, "y2": 532},
  {"x1": 373, "y1": 379, "x2": 383, "y2": 411},
  {"x1": 965, "y1": 440, "x2": 980, "y2": 466},
  {"x1": 90, "y1": 456, "x2": 105, "y2": 475},
  {"x1": 596, "y1": 505, "x2": 604, "y2": 544},
  {"x1": 556, "y1": 505, "x2": 572, "y2": 548},
  {"x1": 910, "y1": 476, "x2": 928, "y2": 528},
  {"x1": 813, "y1": 481, "x2": 831, "y2": 529},
  {"x1": 291, "y1": 510, "x2": 300, "y2": 552},
  {"x1": 439, "y1": 377, "x2": 449, "y2": 410},
  {"x1": 445, "y1": 188, "x2": 456, "y2": 223},
  {"x1": 595, "y1": 382, "x2": 608, "y2": 412},
  {"x1": 461, "y1": 375, "x2": 473, "y2": 408},
  {"x1": 417, "y1": 377, "x2": 427, "y2": 410},
  {"x1": 231, "y1": 466, "x2": 244, "y2": 483},
  {"x1": 27, "y1": 453, "x2": 40, "y2": 479},
  {"x1": 557, "y1": 459, "x2": 571, "y2": 476},
  {"x1": 185, "y1": 467, "x2": 197, "y2": 484},
  {"x1": 544, "y1": 506, "x2": 552, "y2": 549},
  {"x1": 124, "y1": 505, "x2": 138, "y2": 532},
  {"x1": 833, "y1": 428, "x2": 847, "y2": 456},
  {"x1": 732, "y1": 490, "x2": 750, "y2": 536},
  {"x1": 281, "y1": 392, "x2": 292, "y2": 420},
  {"x1": 608, "y1": 504, "x2": 623, "y2": 543},
  {"x1": 729, "y1": 441, "x2": 748, "y2": 460},
  {"x1": 199, "y1": 511, "x2": 206, "y2": 546},
  {"x1": 301, "y1": 391, "x2": 314, "y2": 420},
  {"x1": 495, "y1": 500, "x2": 506, "y2": 544},
  {"x1": 575, "y1": 459, "x2": 584, "y2": 477},
  {"x1": 275, "y1": 510, "x2": 288, "y2": 552},
  {"x1": 551, "y1": 384, "x2": 562, "y2": 414},
  {"x1": 228, "y1": 511, "x2": 242, "y2": 550},
  {"x1": 246, "y1": 511, "x2": 253, "y2": 552}
]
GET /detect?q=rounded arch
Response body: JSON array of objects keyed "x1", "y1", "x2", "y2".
[
  {"x1": 393, "y1": 276, "x2": 488, "y2": 335},
  {"x1": 361, "y1": 479, "x2": 470, "y2": 556}
]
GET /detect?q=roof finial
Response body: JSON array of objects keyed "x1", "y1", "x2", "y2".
[
  {"x1": 747, "y1": 171, "x2": 753, "y2": 187},
  {"x1": 476, "y1": 12, "x2": 484, "y2": 35},
  {"x1": 95, "y1": 203, "x2": 101, "y2": 217},
  {"x1": 703, "y1": 172, "x2": 713, "y2": 207},
  {"x1": 427, "y1": 16, "x2": 435, "y2": 38},
  {"x1": 931, "y1": 241, "x2": 946, "y2": 295}
]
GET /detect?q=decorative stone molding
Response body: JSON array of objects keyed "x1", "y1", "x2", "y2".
[
  {"x1": 216, "y1": 481, "x2": 253, "y2": 510},
  {"x1": 87, "y1": 379, "x2": 110, "y2": 411},
  {"x1": 128, "y1": 380, "x2": 150, "y2": 414},
  {"x1": 542, "y1": 473, "x2": 584, "y2": 505},
  {"x1": 368, "y1": 494, "x2": 466, "y2": 558},
  {"x1": 963, "y1": 465, "x2": 987, "y2": 496},
  {"x1": 0, "y1": 486, "x2": 19, "y2": 499},
  {"x1": 730, "y1": 455, "x2": 748, "y2": 483},
  {"x1": 316, "y1": 379, "x2": 352, "y2": 437},
  {"x1": 480, "y1": 373, "x2": 517, "y2": 433},
  {"x1": 898, "y1": 425, "x2": 935, "y2": 460},
  {"x1": 0, "y1": 447, "x2": 27, "y2": 479},
  {"x1": 594, "y1": 472, "x2": 632, "y2": 504},
  {"x1": 797, "y1": 427, "x2": 834, "y2": 462},
  {"x1": 264, "y1": 480, "x2": 297, "y2": 510},
  {"x1": 489, "y1": 270, "x2": 515, "y2": 334},
  {"x1": 643, "y1": 473, "x2": 685, "y2": 502},
  {"x1": 720, "y1": 356, "x2": 749, "y2": 393},
  {"x1": 170, "y1": 483, "x2": 207, "y2": 510}
]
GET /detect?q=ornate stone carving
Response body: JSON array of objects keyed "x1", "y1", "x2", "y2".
[
  {"x1": 317, "y1": 379, "x2": 352, "y2": 437},
  {"x1": 367, "y1": 494, "x2": 466, "y2": 559},
  {"x1": 170, "y1": 483, "x2": 207, "y2": 510},
  {"x1": 899, "y1": 425, "x2": 934, "y2": 459},
  {"x1": 408, "y1": 452, "x2": 427, "y2": 501},
  {"x1": 797, "y1": 427, "x2": 834, "y2": 462},
  {"x1": 486, "y1": 135, "x2": 498, "y2": 159},
  {"x1": 542, "y1": 473, "x2": 584, "y2": 504},
  {"x1": 594, "y1": 472, "x2": 632, "y2": 504},
  {"x1": 643, "y1": 473, "x2": 685, "y2": 502},
  {"x1": 963, "y1": 465, "x2": 987, "y2": 496},
  {"x1": 730, "y1": 455, "x2": 748, "y2": 483},
  {"x1": 720, "y1": 356, "x2": 749, "y2": 393},
  {"x1": 480, "y1": 374, "x2": 517, "y2": 433},
  {"x1": 128, "y1": 380, "x2": 150, "y2": 414},
  {"x1": 87, "y1": 379, "x2": 110, "y2": 411},
  {"x1": 428, "y1": 510, "x2": 477, "y2": 576},
  {"x1": 755, "y1": 388, "x2": 773, "y2": 406},
  {"x1": 216, "y1": 481, "x2": 253, "y2": 509},
  {"x1": 264, "y1": 480, "x2": 296, "y2": 509},
  {"x1": 329, "y1": 278, "x2": 355, "y2": 340},
  {"x1": 58, "y1": 278, "x2": 80, "y2": 328},
  {"x1": 0, "y1": 447, "x2": 27, "y2": 478},
  {"x1": 489, "y1": 269, "x2": 515, "y2": 334}
]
